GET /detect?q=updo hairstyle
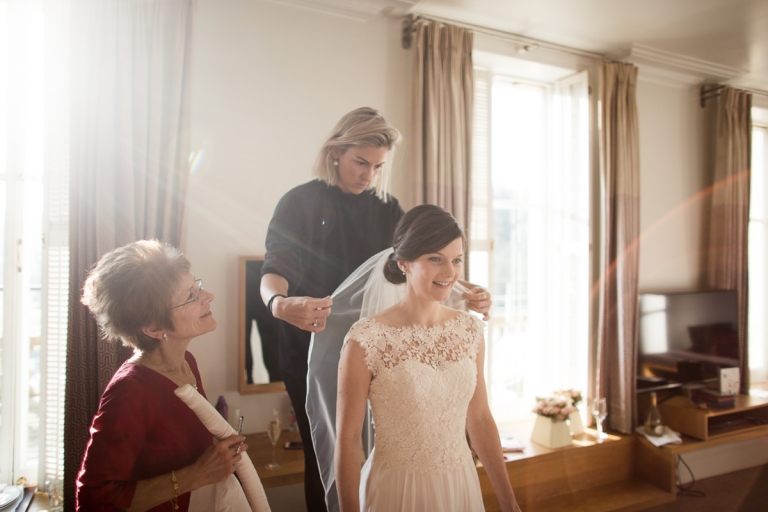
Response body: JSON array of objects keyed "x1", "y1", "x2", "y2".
[
  {"x1": 81, "y1": 240, "x2": 191, "y2": 352},
  {"x1": 383, "y1": 204, "x2": 466, "y2": 285},
  {"x1": 312, "y1": 107, "x2": 401, "y2": 200}
]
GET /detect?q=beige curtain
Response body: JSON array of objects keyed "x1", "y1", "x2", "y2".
[
  {"x1": 596, "y1": 62, "x2": 640, "y2": 434},
  {"x1": 705, "y1": 87, "x2": 752, "y2": 394},
  {"x1": 413, "y1": 20, "x2": 474, "y2": 232},
  {"x1": 64, "y1": 1, "x2": 193, "y2": 509}
]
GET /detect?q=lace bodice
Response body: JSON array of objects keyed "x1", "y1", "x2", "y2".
[{"x1": 344, "y1": 311, "x2": 484, "y2": 473}]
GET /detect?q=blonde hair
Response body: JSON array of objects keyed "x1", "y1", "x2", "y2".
[
  {"x1": 81, "y1": 240, "x2": 191, "y2": 352},
  {"x1": 312, "y1": 107, "x2": 401, "y2": 200}
]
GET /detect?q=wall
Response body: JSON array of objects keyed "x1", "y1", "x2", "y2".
[
  {"x1": 185, "y1": 0, "x2": 412, "y2": 438},
  {"x1": 636, "y1": 78, "x2": 707, "y2": 292}
]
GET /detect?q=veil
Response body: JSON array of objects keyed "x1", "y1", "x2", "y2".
[{"x1": 305, "y1": 248, "x2": 470, "y2": 512}]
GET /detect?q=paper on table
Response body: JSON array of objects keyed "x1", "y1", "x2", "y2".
[
  {"x1": 175, "y1": 384, "x2": 271, "y2": 512},
  {"x1": 635, "y1": 426, "x2": 683, "y2": 447},
  {"x1": 501, "y1": 438, "x2": 525, "y2": 453}
]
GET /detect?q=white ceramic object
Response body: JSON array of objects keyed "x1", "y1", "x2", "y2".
[
  {"x1": 530, "y1": 415, "x2": 573, "y2": 449},
  {"x1": 0, "y1": 486, "x2": 23, "y2": 511},
  {"x1": 568, "y1": 410, "x2": 585, "y2": 435}
]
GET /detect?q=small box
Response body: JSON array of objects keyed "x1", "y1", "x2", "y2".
[{"x1": 719, "y1": 367, "x2": 740, "y2": 395}]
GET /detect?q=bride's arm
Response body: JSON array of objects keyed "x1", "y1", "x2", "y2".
[
  {"x1": 466, "y1": 337, "x2": 522, "y2": 512},
  {"x1": 335, "y1": 339, "x2": 372, "y2": 512}
]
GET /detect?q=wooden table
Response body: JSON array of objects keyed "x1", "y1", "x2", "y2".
[
  {"x1": 244, "y1": 429, "x2": 304, "y2": 489},
  {"x1": 27, "y1": 492, "x2": 48, "y2": 512},
  {"x1": 23, "y1": 430, "x2": 303, "y2": 511}
]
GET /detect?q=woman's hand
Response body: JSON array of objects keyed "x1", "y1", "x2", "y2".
[
  {"x1": 461, "y1": 285, "x2": 492, "y2": 321},
  {"x1": 272, "y1": 295, "x2": 333, "y2": 333},
  {"x1": 125, "y1": 435, "x2": 247, "y2": 512},
  {"x1": 190, "y1": 434, "x2": 247, "y2": 488}
]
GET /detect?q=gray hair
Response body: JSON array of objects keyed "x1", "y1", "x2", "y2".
[
  {"x1": 81, "y1": 240, "x2": 191, "y2": 352},
  {"x1": 312, "y1": 107, "x2": 401, "y2": 200}
]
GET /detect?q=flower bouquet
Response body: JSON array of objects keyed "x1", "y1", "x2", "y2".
[
  {"x1": 532, "y1": 395, "x2": 576, "y2": 422},
  {"x1": 530, "y1": 395, "x2": 576, "y2": 449},
  {"x1": 554, "y1": 388, "x2": 585, "y2": 434}
]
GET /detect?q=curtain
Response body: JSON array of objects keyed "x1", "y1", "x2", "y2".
[
  {"x1": 413, "y1": 19, "x2": 474, "y2": 233},
  {"x1": 596, "y1": 62, "x2": 640, "y2": 434},
  {"x1": 705, "y1": 87, "x2": 752, "y2": 394},
  {"x1": 64, "y1": 1, "x2": 194, "y2": 509}
]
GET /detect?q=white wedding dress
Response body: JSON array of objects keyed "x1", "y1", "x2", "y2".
[{"x1": 344, "y1": 311, "x2": 485, "y2": 512}]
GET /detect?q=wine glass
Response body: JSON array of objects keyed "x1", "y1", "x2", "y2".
[
  {"x1": 45, "y1": 478, "x2": 64, "y2": 512},
  {"x1": 592, "y1": 397, "x2": 608, "y2": 440},
  {"x1": 265, "y1": 409, "x2": 282, "y2": 470}
]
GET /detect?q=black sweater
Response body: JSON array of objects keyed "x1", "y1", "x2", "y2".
[{"x1": 262, "y1": 179, "x2": 404, "y2": 358}]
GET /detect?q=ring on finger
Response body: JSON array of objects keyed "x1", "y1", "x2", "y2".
[
  {"x1": 312, "y1": 318, "x2": 321, "y2": 327},
  {"x1": 236, "y1": 445, "x2": 241, "y2": 454}
]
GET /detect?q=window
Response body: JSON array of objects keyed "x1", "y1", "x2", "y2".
[
  {"x1": 471, "y1": 65, "x2": 591, "y2": 424},
  {"x1": 0, "y1": 0, "x2": 69, "y2": 485},
  {"x1": 749, "y1": 108, "x2": 768, "y2": 384}
]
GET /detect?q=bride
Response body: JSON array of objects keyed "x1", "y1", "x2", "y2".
[{"x1": 334, "y1": 204, "x2": 522, "y2": 512}]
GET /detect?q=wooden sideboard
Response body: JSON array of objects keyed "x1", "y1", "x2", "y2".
[{"x1": 245, "y1": 429, "x2": 305, "y2": 489}]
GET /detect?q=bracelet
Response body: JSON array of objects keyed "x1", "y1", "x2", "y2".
[
  {"x1": 267, "y1": 294, "x2": 287, "y2": 316},
  {"x1": 170, "y1": 470, "x2": 180, "y2": 510}
]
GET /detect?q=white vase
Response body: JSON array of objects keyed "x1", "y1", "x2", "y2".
[
  {"x1": 530, "y1": 415, "x2": 573, "y2": 449},
  {"x1": 568, "y1": 410, "x2": 585, "y2": 435}
]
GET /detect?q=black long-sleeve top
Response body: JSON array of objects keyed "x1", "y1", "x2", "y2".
[{"x1": 262, "y1": 179, "x2": 404, "y2": 360}]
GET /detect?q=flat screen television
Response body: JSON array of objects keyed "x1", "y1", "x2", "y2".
[{"x1": 637, "y1": 290, "x2": 739, "y2": 386}]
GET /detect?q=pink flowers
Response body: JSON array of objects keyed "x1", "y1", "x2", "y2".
[
  {"x1": 533, "y1": 391, "x2": 580, "y2": 422},
  {"x1": 554, "y1": 388, "x2": 582, "y2": 408}
]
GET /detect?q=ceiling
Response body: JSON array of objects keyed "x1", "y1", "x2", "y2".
[{"x1": 411, "y1": 0, "x2": 768, "y2": 90}]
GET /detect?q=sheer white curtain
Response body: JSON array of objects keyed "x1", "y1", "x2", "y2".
[
  {"x1": 0, "y1": 0, "x2": 69, "y2": 486},
  {"x1": 471, "y1": 71, "x2": 590, "y2": 424},
  {"x1": 65, "y1": 1, "x2": 194, "y2": 507}
]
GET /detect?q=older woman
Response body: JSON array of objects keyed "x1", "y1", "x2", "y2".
[
  {"x1": 260, "y1": 107, "x2": 491, "y2": 511},
  {"x1": 76, "y1": 240, "x2": 247, "y2": 512}
]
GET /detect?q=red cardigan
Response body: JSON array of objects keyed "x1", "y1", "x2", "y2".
[{"x1": 76, "y1": 352, "x2": 214, "y2": 512}]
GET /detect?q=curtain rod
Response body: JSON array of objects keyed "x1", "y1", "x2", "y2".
[
  {"x1": 404, "y1": 14, "x2": 768, "y2": 100},
  {"x1": 700, "y1": 83, "x2": 768, "y2": 107},
  {"x1": 402, "y1": 13, "x2": 604, "y2": 61}
]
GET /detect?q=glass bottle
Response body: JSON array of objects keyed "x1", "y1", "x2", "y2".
[
  {"x1": 644, "y1": 392, "x2": 664, "y2": 436},
  {"x1": 215, "y1": 395, "x2": 228, "y2": 420}
]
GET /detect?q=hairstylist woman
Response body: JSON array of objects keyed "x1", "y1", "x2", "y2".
[{"x1": 260, "y1": 107, "x2": 491, "y2": 512}]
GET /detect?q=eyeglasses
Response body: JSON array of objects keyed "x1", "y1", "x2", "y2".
[{"x1": 171, "y1": 279, "x2": 203, "y2": 309}]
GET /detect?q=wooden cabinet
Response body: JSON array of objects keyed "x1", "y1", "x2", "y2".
[{"x1": 659, "y1": 394, "x2": 768, "y2": 440}]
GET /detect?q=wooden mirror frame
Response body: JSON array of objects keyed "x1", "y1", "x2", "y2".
[{"x1": 238, "y1": 255, "x2": 285, "y2": 394}]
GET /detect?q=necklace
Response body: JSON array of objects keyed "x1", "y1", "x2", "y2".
[{"x1": 138, "y1": 356, "x2": 198, "y2": 390}]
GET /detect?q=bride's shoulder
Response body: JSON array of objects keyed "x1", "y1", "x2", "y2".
[
  {"x1": 450, "y1": 309, "x2": 485, "y2": 332},
  {"x1": 348, "y1": 316, "x2": 376, "y2": 334},
  {"x1": 365, "y1": 305, "x2": 401, "y2": 327}
]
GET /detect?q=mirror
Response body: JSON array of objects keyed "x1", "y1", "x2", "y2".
[{"x1": 238, "y1": 256, "x2": 285, "y2": 394}]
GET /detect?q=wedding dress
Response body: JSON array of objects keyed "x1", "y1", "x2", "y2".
[
  {"x1": 307, "y1": 248, "x2": 478, "y2": 511},
  {"x1": 346, "y1": 311, "x2": 485, "y2": 512}
]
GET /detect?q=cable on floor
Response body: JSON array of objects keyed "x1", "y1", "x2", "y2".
[{"x1": 676, "y1": 454, "x2": 706, "y2": 497}]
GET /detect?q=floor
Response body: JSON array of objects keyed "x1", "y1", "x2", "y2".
[{"x1": 641, "y1": 464, "x2": 768, "y2": 512}]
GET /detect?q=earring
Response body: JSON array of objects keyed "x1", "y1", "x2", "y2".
[
  {"x1": 162, "y1": 333, "x2": 168, "y2": 341},
  {"x1": 333, "y1": 160, "x2": 339, "y2": 167}
]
